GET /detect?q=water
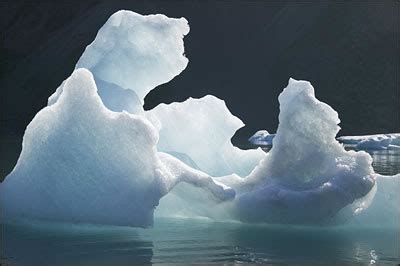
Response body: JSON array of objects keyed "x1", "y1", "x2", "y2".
[
  {"x1": 1, "y1": 218, "x2": 399, "y2": 266},
  {"x1": 1, "y1": 149, "x2": 399, "y2": 265},
  {"x1": 368, "y1": 149, "x2": 400, "y2": 176}
]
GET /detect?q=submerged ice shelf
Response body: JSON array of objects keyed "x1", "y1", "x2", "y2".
[{"x1": 1, "y1": 10, "x2": 399, "y2": 228}]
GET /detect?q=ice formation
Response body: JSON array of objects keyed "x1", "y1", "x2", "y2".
[
  {"x1": 1, "y1": 10, "x2": 398, "y2": 228},
  {"x1": 248, "y1": 130, "x2": 275, "y2": 146},
  {"x1": 349, "y1": 174, "x2": 400, "y2": 227},
  {"x1": 49, "y1": 77, "x2": 144, "y2": 114},
  {"x1": 338, "y1": 134, "x2": 400, "y2": 150},
  {"x1": 147, "y1": 96, "x2": 265, "y2": 177},
  {"x1": 76, "y1": 10, "x2": 189, "y2": 103},
  {"x1": 0, "y1": 69, "x2": 233, "y2": 227},
  {"x1": 215, "y1": 79, "x2": 376, "y2": 224}
]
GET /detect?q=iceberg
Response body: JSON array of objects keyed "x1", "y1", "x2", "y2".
[
  {"x1": 74, "y1": 10, "x2": 266, "y2": 177},
  {"x1": 226, "y1": 79, "x2": 376, "y2": 224},
  {"x1": 337, "y1": 134, "x2": 400, "y2": 150},
  {"x1": 0, "y1": 69, "x2": 234, "y2": 227},
  {"x1": 149, "y1": 96, "x2": 265, "y2": 218},
  {"x1": 1, "y1": 10, "x2": 398, "y2": 228},
  {"x1": 248, "y1": 130, "x2": 275, "y2": 146}
]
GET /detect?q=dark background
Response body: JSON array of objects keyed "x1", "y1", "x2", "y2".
[{"x1": 0, "y1": 0, "x2": 399, "y2": 179}]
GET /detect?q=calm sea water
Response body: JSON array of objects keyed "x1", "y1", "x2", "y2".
[{"x1": 1, "y1": 149, "x2": 399, "y2": 266}]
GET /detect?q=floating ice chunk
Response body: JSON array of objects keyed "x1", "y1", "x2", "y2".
[
  {"x1": 337, "y1": 134, "x2": 400, "y2": 150},
  {"x1": 248, "y1": 130, "x2": 275, "y2": 146},
  {"x1": 146, "y1": 95, "x2": 266, "y2": 177},
  {"x1": 229, "y1": 79, "x2": 376, "y2": 224},
  {"x1": 0, "y1": 69, "x2": 233, "y2": 227},
  {"x1": 76, "y1": 10, "x2": 189, "y2": 102},
  {"x1": 357, "y1": 136, "x2": 392, "y2": 150}
]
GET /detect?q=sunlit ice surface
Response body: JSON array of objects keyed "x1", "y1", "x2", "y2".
[{"x1": 0, "y1": 9, "x2": 399, "y2": 266}]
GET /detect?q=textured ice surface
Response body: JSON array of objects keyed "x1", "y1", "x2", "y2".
[
  {"x1": 147, "y1": 95, "x2": 266, "y2": 177},
  {"x1": 348, "y1": 174, "x2": 400, "y2": 227},
  {"x1": 338, "y1": 134, "x2": 400, "y2": 150},
  {"x1": 0, "y1": 69, "x2": 233, "y2": 227},
  {"x1": 76, "y1": 10, "x2": 189, "y2": 103},
  {"x1": 227, "y1": 79, "x2": 376, "y2": 224},
  {"x1": 1, "y1": 10, "x2": 397, "y2": 227},
  {"x1": 248, "y1": 130, "x2": 275, "y2": 146},
  {"x1": 49, "y1": 77, "x2": 143, "y2": 114}
]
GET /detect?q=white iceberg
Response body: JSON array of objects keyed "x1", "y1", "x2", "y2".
[
  {"x1": 76, "y1": 10, "x2": 189, "y2": 103},
  {"x1": 226, "y1": 79, "x2": 376, "y2": 224},
  {"x1": 248, "y1": 130, "x2": 275, "y2": 146},
  {"x1": 0, "y1": 69, "x2": 234, "y2": 227},
  {"x1": 1, "y1": 10, "x2": 397, "y2": 228},
  {"x1": 337, "y1": 134, "x2": 400, "y2": 150},
  {"x1": 74, "y1": 10, "x2": 265, "y2": 178}
]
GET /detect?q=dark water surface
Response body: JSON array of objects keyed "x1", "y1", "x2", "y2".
[
  {"x1": 368, "y1": 149, "x2": 400, "y2": 176},
  {"x1": 1, "y1": 149, "x2": 399, "y2": 265},
  {"x1": 2, "y1": 218, "x2": 400, "y2": 266}
]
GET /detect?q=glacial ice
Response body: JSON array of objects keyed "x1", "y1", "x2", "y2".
[
  {"x1": 1, "y1": 10, "x2": 398, "y2": 228},
  {"x1": 146, "y1": 96, "x2": 266, "y2": 177},
  {"x1": 349, "y1": 174, "x2": 400, "y2": 227},
  {"x1": 0, "y1": 69, "x2": 234, "y2": 227},
  {"x1": 76, "y1": 10, "x2": 189, "y2": 103},
  {"x1": 338, "y1": 134, "x2": 400, "y2": 150},
  {"x1": 248, "y1": 130, "x2": 275, "y2": 146},
  {"x1": 224, "y1": 79, "x2": 377, "y2": 224},
  {"x1": 49, "y1": 77, "x2": 144, "y2": 114}
]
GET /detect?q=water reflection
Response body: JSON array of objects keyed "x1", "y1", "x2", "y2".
[
  {"x1": 2, "y1": 215, "x2": 399, "y2": 265},
  {"x1": 228, "y1": 224, "x2": 400, "y2": 265},
  {"x1": 146, "y1": 218, "x2": 400, "y2": 265},
  {"x1": 1, "y1": 221, "x2": 153, "y2": 266},
  {"x1": 367, "y1": 149, "x2": 400, "y2": 176}
]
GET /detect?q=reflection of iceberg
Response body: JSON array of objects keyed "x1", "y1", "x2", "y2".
[
  {"x1": 248, "y1": 130, "x2": 275, "y2": 146},
  {"x1": 2, "y1": 221, "x2": 154, "y2": 266},
  {"x1": 338, "y1": 134, "x2": 400, "y2": 150},
  {"x1": 1, "y1": 10, "x2": 399, "y2": 228}
]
